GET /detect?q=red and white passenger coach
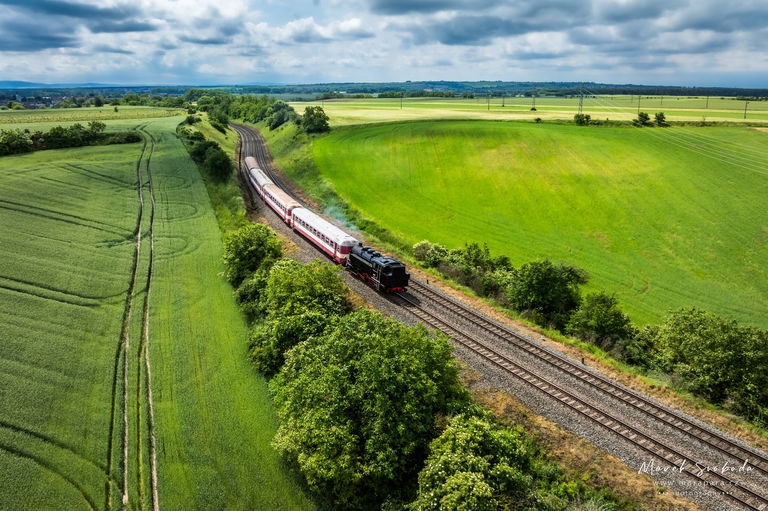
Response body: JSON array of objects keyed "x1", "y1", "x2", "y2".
[{"x1": 292, "y1": 208, "x2": 358, "y2": 264}]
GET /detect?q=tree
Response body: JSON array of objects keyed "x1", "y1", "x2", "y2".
[
  {"x1": 189, "y1": 140, "x2": 219, "y2": 163},
  {"x1": 654, "y1": 112, "x2": 668, "y2": 127},
  {"x1": 271, "y1": 309, "x2": 468, "y2": 509},
  {"x1": 566, "y1": 292, "x2": 635, "y2": 349},
  {"x1": 654, "y1": 308, "x2": 748, "y2": 403},
  {"x1": 0, "y1": 129, "x2": 33, "y2": 156},
  {"x1": 506, "y1": 260, "x2": 588, "y2": 329},
  {"x1": 93, "y1": 96, "x2": 105, "y2": 107},
  {"x1": 301, "y1": 105, "x2": 330, "y2": 133},
  {"x1": 409, "y1": 415, "x2": 534, "y2": 511},
  {"x1": 573, "y1": 113, "x2": 591, "y2": 125},
  {"x1": 222, "y1": 223, "x2": 282, "y2": 285},
  {"x1": 633, "y1": 111, "x2": 651, "y2": 126},
  {"x1": 202, "y1": 145, "x2": 232, "y2": 182},
  {"x1": 249, "y1": 259, "x2": 353, "y2": 374}
]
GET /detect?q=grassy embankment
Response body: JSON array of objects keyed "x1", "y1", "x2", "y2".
[
  {"x1": 0, "y1": 110, "x2": 315, "y2": 510},
  {"x1": 292, "y1": 96, "x2": 768, "y2": 126},
  {"x1": 311, "y1": 121, "x2": 768, "y2": 329}
]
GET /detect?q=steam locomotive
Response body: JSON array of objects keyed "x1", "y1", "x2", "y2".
[{"x1": 244, "y1": 157, "x2": 410, "y2": 292}]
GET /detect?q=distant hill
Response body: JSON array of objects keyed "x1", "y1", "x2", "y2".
[{"x1": 0, "y1": 81, "x2": 115, "y2": 89}]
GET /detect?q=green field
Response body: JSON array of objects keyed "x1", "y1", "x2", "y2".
[
  {"x1": 313, "y1": 121, "x2": 768, "y2": 327},
  {"x1": 0, "y1": 106, "x2": 184, "y2": 128},
  {"x1": 293, "y1": 96, "x2": 768, "y2": 126},
  {"x1": 0, "y1": 114, "x2": 315, "y2": 509}
]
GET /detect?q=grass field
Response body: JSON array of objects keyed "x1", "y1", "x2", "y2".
[
  {"x1": 312, "y1": 120, "x2": 768, "y2": 328},
  {"x1": 0, "y1": 114, "x2": 315, "y2": 509},
  {"x1": 293, "y1": 96, "x2": 768, "y2": 126},
  {"x1": 0, "y1": 106, "x2": 184, "y2": 128}
]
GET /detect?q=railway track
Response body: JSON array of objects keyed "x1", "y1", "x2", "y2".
[
  {"x1": 393, "y1": 291, "x2": 768, "y2": 511},
  {"x1": 232, "y1": 121, "x2": 768, "y2": 511},
  {"x1": 407, "y1": 279, "x2": 768, "y2": 480}
]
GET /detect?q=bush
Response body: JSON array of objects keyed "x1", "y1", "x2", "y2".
[
  {"x1": 234, "y1": 267, "x2": 272, "y2": 322},
  {"x1": 271, "y1": 309, "x2": 468, "y2": 509},
  {"x1": 189, "y1": 140, "x2": 218, "y2": 163},
  {"x1": 651, "y1": 308, "x2": 768, "y2": 422},
  {"x1": 573, "y1": 113, "x2": 591, "y2": 125},
  {"x1": 409, "y1": 415, "x2": 534, "y2": 511},
  {"x1": 633, "y1": 111, "x2": 652, "y2": 127},
  {"x1": 202, "y1": 145, "x2": 232, "y2": 182},
  {"x1": 301, "y1": 105, "x2": 331, "y2": 133},
  {"x1": 248, "y1": 259, "x2": 353, "y2": 374},
  {"x1": 566, "y1": 292, "x2": 635, "y2": 350},
  {"x1": 506, "y1": 260, "x2": 588, "y2": 329},
  {"x1": 222, "y1": 223, "x2": 282, "y2": 285}
]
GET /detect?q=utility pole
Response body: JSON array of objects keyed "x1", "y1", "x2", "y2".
[
  {"x1": 744, "y1": 101, "x2": 749, "y2": 119},
  {"x1": 487, "y1": 93, "x2": 490, "y2": 111},
  {"x1": 502, "y1": 95, "x2": 505, "y2": 107},
  {"x1": 532, "y1": 89, "x2": 537, "y2": 110},
  {"x1": 400, "y1": 93, "x2": 403, "y2": 110},
  {"x1": 705, "y1": 95, "x2": 709, "y2": 109},
  {"x1": 637, "y1": 95, "x2": 641, "y2": 114}
]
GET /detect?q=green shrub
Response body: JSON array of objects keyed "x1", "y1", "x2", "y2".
[
  {"x1": 271, "y1": 309, "x2": 468, "y2": 509},
  {"x1": 222, "y1": 223, "x2": 282, "y2": 285}
]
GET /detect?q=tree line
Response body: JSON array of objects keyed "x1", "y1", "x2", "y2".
[
  {"x1": 412, "y1": 239, "x2": 768, "y2": 427},
  {"x1": 177, "y1": 117, "x2": 233, "y2": 182},
  {"x1": 0, "y1": 121, "x2": 141, "y2": 156},
  {"x1": 185, "y1": 89, "x2": 330, "y2": 133},
  {"x1": 218, "y1": 223, "x2": 634, "y2": 510}
]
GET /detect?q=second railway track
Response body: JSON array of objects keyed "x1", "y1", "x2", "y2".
[{"x1": 393, "y1": 290, "x2": 768, "y2": 511}]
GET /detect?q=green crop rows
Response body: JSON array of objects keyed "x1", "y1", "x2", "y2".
[
  {"x1": 293, "y1": 96, "x2": 768, "y2": 126},
  {"x1": 313, "y1": 120, "x2": 768, "y2": 328},
  {"x1": 0, "y1": 113, "x2": 314, "y2": 510}
]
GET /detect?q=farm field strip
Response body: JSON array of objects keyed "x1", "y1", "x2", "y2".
[
  {"x1": 0, "y1": 132, "x2": 141, "y2": 511},
  {"x1": 294, "y1": 97, "x2": 768, "y2": 126},
  {"x1": 313, "y1": 121, "x2": 768, "y2": 327},
  {"x1": 1, "y1": 115, "x2": 317, "y2": 510}
]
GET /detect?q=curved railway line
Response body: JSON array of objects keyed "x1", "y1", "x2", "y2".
[
  {"x1": 407, "y1": 279, "x2": 768, "y2": 479},
  {"x1": 232, "y1": 121, "x2": 768, "y2": 511}
]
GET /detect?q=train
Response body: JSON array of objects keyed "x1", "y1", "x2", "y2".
[{"x1": 244, "y1": 156, "x2": 410, "y2": 292}]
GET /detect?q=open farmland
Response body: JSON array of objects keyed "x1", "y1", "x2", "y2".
[
  {"x1": 294, "y1": 96, "x2": 768, "y2": 126},
  {"x1": 312, "y1": 120, "x2": 768, "y2": 327},
  {"x1": 0, "y1": 106, "x2": 184, "y2": 128},
  {"x1": 0, "y1": 114, "x2": 315, "y2": 510}
]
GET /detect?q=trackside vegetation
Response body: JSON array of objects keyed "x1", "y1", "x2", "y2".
[
  {"x1": 411, "y1": 238, "x2": 768, "y2": 427},
  {"x1": 221, "y1": 221, "x2": 640, "y2": 511}
]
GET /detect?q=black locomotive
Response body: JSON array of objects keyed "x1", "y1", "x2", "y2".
[{"x1": 346, "y1": 243, "x2": 410, "y2": 292}]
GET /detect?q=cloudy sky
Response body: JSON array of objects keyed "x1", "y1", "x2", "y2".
[{"x1": 1, "y1": 0, "x2": 766, "y2": 87}]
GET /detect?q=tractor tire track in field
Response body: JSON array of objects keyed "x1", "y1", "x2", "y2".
[
  {"x1": 0, "y1": 203, "x2": 127, "y2": 236},
  {"x1": 0, "y1": 420, "x2": 111, "y2": 476},
  {"x1": 105, "y1": 133, "x2": 147, "y2": 511},
  {"x1": 0, "y1": 443, "x2": 97, "y2": 511},
  {"x1": 134, "y1": 129, "x2": 160, "y2": 511},
  {"x1": 0, "y1": 199, "x2": 129, "y2": 232}
]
